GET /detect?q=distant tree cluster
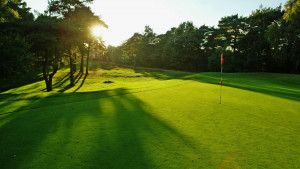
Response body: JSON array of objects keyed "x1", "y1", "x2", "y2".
[
  {"x1": 107, "y1": 1, "x2": 300, "y2": 73},
  {"x1": 0, "y1": 0, "x2": 107, "y2": 91},
  {"x1": 1, "y1": 0, "x2": 299, "y2": 93}
]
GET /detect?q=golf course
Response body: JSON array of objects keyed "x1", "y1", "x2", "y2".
[
  {"x1": 0, "y1": 65, "x2": 299, "y2": 168},
  {"x1": 1, "y1": 0, "x2": 300, "y2": 168}
]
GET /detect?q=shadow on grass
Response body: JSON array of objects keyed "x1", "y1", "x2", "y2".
[
  {"x1": 137, "y1": 70, "x2": 300, "y2": 101},
  {"x1": 74, "y1": 74, "x2": 88, "y2": 92},
  {"x1": 0, "y1": 72, "x2": 87, "y2": 101},
  {"x1": 57, "y1": 72, "x2": 85, "y2": 93},
  {"x1": 74, "y1": 72, "x2": 83, "y2": 84},
  {"x1": 53, "y1": 73, "x2": 70, "y2": 88},
  {"x1": 0, "y1": 71, "x2": 43, "y2": 93},
  {"x1": 0, "y1": 88, "x2": 206, "y2": 168}
]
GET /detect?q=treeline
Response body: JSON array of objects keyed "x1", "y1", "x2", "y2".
[
  {"x1": 0, "y1": 0, "x2": 106, "y2": 91},
  {"x1": 107, "y1": 1, "x2": 300, "y2": 73}
]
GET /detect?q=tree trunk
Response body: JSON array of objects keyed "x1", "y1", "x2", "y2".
[
  {"x1": 43, "y1": 72, "x2": 51, "y2": 92},
  {"x1": 80, "y1": 52, "x2": 84, "y2": 73},
  {"x1": 43, "y1": 51, "x2": 51, "y2": 92},
  {"x1": 69, "y1": 49, "x2": 75, "y2": 86},
  {"x1": 73, "y1": 53, "x2": 77, "y2": 72},
  {"x1": 47, "y1": 68, "x2": 57, "y2": 92},
  {"x1": 86, "y1": 42, "x2": 90, "y2": 75},
  {"x1": 42, "y1": 50, "x2": 58, "y2": 92}
]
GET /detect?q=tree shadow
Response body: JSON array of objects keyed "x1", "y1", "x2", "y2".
[
  {"x1": 73, "y1": 74, "x2": 88, "y2": 92},
  {"x1": 74, "y1": 72, "x2": 83, "y2": 84},
  {"x1": 137, "y1": 70, "x2": 300, "y2": 101},
  {"x1": 184, "y1": 73, "x2": 300, "y2": 101},
  {"x1": 0, "y1": 88, "x2": 209, "y2": 168},
  {"x1": 53, "y1": 73, "x2": 70, "y2": 88},
  {"x1": 57, "y1": 72, "x2": 85, "y2": 93},
  {"x1": 57, "y1": 84, "x2": 73, "y2": 93},
  {"x1": 0, "y1": 71, "x2": 43, "y2": 93}
]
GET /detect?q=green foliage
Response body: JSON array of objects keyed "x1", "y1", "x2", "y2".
[
  {"x1": 111, "y1": 22, "x2": 211, "y2": 72},
  {"x1": 0, "y1": 0, "x2": 107, "y2": 90},
  {"x1": 0, "y1": 0, "x2": 20, "y2": 22},
  {"x1": 106, "y1": 45, "x2": 122, "y2": 63},
  {"x1": 47, "y1": 0, "x2": 94, "y2": 17},
  {"x1": 266, "y1": 0, "x2": 300, "y2": 73},
  {"x1": 45, "y1": 0, "x2": 107, "y2": 86},
  {"x1": 28, "y1": 15, "x2": 64, "y2": 91},
  {"x1": 239, "y1": 6, "x2": 284, "y2": 72},
  {"x1": 6, "y1": 0, "x2": 33, "y2": 21},
  {"x1": 283, "y1": 0, "x2": 300, "y2": 21},
  {"x1": 107, "y1": 2, "x2": 299, "y2": 74},
  {"x1": 0, "y1": 33, "x2": 32, "y2": 77},
  {"x1": 121, "y1": 33, "x2": 142, "y2": 67},
  {"x1": 0, "y1": 1, "x2": 35, "y2": 77},
  {"x1": 0, "y1": 0, "x2": 34, "y2": 22},
  {"x1": 0, "y1": 0, "x2": 35, "y2": 78},
  {"x1": 218, "y1": 14, "x2": 247, "y2": 54}
]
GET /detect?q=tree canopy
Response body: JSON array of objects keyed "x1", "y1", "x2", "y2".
[
  {"x1": 107, "y1": 1, "x2": 299, "y2": 73},
  {"x1": 0, "y1": 0, "x2": 299, "y2": 93},
  {"x1": 0, "y1": 0, "x2": 107, "y2": 91}
]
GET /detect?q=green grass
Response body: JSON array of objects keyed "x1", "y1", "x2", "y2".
[{"x1": 0, "y1": 65, "x2": 300, "y2": 168}]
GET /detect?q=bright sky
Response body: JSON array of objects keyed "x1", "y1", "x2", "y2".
[{"x1": 24, "y1": 0, "x2": 287, "y2": 46}]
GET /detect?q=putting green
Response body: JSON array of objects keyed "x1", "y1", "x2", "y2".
[{"x1": 0, "y1": 66, "x2": 299, "y2": 168}]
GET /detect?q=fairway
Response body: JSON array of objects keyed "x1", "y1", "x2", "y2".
[{"x1": 0, "y1": 66, "x2": 300, "y2": 168}]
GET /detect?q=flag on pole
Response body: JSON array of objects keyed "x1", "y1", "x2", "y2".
[{"x1": 221, "y1": 53, "x2": 224, "y2": 65}]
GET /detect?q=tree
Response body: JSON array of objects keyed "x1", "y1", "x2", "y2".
[
  {"x1": 218, "y1": 14, "x2": 247, "y2": 54},
  {"x1": 47, "y1": 0, "x2": 93, "y2": 17},
  {"x1": 138, "y1": 26, "x2": 159, "y2": 67},
  {"x1": 0, "y1": 25, "x2": 32, "y2": 77},
  {"x1": 0, "y1": 0, "x2": 34, "y2": 77},
  {"x1": 282, "y1": 0, "x2": 300, "y2": 73},
  {"x1": 106, "y1": 45, "x2": 122, "y2": 64},
  {"x1": 239, "y1": 6, "x2": 283, "y2": 72},
  {"x1": 29, "y1": 15, "x2": 62, "y2": 91},
  {"x1": 218, "y1": 15, "x2": 247, "y2": 71},
  {"x1": 105, "y1": 3, "x2": 297, "y2": 74},
  {"x1": 59, "y1": 19, "x2": 79, "y2": 86},
  {"x1": 64, "y1": 5, "x2": 107, "y2": 74},
  {"x1": 266, "y1": 0, "x2": 300, "y2": 73},
  {"x1": 0, "y1": 0, "x2": 20, "y2": 22},
  {"x1": 122, "y1": 33, "x2": 142, "y2": 69},
  {"x1": 48, "y1": 0, "x2": 107, "y2": 84}
]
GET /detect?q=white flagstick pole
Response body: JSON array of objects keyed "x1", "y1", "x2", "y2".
[
  {"x1": 220, "y1": 66, "x2": 222, "y2": 104},
  {"x1": 220, "y1": 54, "x2": 223, "y2": 104}
]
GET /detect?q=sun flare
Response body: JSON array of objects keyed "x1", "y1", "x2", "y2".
[{"x1": 92, "y1": 26, "x2": 103, "y2": 37}]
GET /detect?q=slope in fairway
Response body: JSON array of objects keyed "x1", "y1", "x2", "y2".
[{"x1": 0, "y1": 66, "x2": 299, "y2": 168}]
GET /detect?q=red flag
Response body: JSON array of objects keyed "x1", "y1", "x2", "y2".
[
  {"x1": 220, "y1": 80, "x2": 223, "y2": 85},
  {"x1": 221, "y1": 53, "x2": 224, "y2": 65}
]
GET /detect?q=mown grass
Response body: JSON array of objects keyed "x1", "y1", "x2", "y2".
[{"x1": 0, "y1": 65, "x2": 299, "y2": 168}]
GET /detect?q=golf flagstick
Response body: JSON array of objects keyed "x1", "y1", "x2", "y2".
[{"x1": 220, "y1": 53, "x2": 224, "y2": 104}]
